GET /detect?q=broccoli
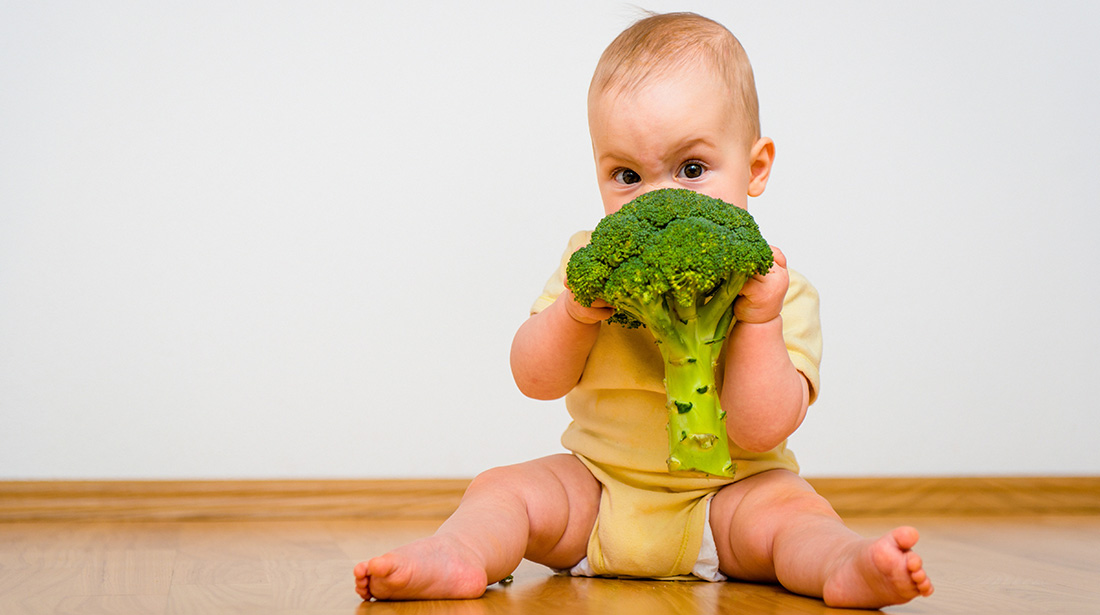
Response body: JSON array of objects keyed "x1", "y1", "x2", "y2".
[{"x1": 566, "y1": 188, "x2": 774, "y2": 477}]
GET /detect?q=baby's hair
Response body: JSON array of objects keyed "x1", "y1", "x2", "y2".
[{"x1": 590, "y1": 12, "x2": 760, "y2": 144}]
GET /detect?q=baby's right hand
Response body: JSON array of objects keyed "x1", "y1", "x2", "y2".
[{"x1": 560, "y1": 288, "x2": 615, "y2": 325}]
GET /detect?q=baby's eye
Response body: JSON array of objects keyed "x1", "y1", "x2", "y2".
[
  {"x1": 678, "y1": 162, "x2": 706, "y2": 179},
  {"x1": 613, "y1": 168, "x2": 642, "y2": 185}
]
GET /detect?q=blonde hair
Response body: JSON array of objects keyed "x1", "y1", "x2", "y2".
[{"x1": 589, "y1": 12, "x2": 760, "y2": 143}]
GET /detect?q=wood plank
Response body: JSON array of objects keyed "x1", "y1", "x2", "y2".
[
  {"x1": 1, "y1": 476, "x2": 1097, "y2": 522},
  {"x1": 3, "y1": 516, "x2": 1099, "y2": 615}
]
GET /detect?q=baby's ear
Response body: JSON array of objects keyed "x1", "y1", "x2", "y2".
[{"x1": 747, "y1": 137, "x2": 775, "y2": 197}]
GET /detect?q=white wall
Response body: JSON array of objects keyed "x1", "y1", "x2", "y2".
[{"x1": 2, "y1": 1, "x2": 1097, "y2": 479}]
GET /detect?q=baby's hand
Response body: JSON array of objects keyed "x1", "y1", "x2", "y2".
[
  {"x1": 734, "y1": 245, "x2": 789, "y2": 325},
  {"x1": 561, "y1": 288, "x2": 615, "y2": 325}
]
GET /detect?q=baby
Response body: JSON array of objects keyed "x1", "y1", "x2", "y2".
[{"x1": 355, "y1": 12, "x2": 933, "y2": 609}]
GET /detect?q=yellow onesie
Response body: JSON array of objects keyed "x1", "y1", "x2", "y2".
[{"x1": 531, "y1": 231, "x2": 823, "y2": 580}]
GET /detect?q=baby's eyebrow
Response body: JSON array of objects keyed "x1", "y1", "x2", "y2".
[
  {"x1": 670, "y1": 137, "x2": 718, "y2": 156},
  {"x1": 596, "y1": 150, "x2": 635, "y2": 167}
]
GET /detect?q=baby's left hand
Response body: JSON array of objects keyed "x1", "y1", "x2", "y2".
[{"x1": 734, "y1": 245, "x2": 789, "y2": 325}]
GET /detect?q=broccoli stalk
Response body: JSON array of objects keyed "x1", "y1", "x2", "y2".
[{"x1": 566, "y1": 188, "x2": 774, "y2": 477}]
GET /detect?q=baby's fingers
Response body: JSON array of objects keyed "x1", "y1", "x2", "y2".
[{"x1": 768, "y1": 245, "x2": 787, "y2": 272}]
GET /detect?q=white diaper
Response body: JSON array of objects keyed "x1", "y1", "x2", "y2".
[{"x1": 562, "y1": 496, "x2": 727, "y2": 582}]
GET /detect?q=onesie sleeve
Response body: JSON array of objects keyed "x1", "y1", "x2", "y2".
[
  {"x1": 530, "y1": 230, "x2": 592, "y2": 315},
  {"x1": 782, "y1": 270, "x2": 823, "y2": 405}
]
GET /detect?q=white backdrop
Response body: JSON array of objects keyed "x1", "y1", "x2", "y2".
[{"x1": 2, "y1": 1, "x2": 1098, "y2": 479}]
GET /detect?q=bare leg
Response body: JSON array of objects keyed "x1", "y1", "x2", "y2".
[
  {"x1": 354, "y1": 454, "x2": 599, "y2": 601},
  {"x1": 710, "y1": 470, "x2": 933, "y2": 609}
]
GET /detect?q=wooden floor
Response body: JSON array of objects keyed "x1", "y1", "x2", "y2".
[{"x1": 1, "y1": 515, "x2": 1097, "y2": 615}]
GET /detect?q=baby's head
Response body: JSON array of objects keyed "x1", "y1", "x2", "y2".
[
  {"x1": 590, "y1": 12, "x2": 760, "y2": 145},
  {"x1": 588, "y1": 12, "x2": 773, "y2": 215}
]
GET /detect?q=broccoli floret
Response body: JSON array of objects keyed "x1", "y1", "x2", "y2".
[{"x1": 566, "y1": 188, "x2": 774, "y2": 477}]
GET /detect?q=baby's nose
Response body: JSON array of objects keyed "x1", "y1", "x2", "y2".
[{"x1": 643, "y1": 179, "x2": 677, "y2": 193}]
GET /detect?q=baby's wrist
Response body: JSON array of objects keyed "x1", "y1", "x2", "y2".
[
  {"x1": 558, "y1": 295, "x2": 604, "y2": 327},
  {"x1": 567, "y1": 307, "x2": 606, "y2": 326},
  {"x1": 735, "y1": 313, "x2": 782, "y2": 327}
]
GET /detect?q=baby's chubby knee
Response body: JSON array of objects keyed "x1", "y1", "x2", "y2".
[
  {"x1": 460, "y1": 464, "x2": 541, "y2": 512},
  {"x1": 465, "y1": 463, "x2": 527, "y2": 493},
  {"x1": 462, "y1": 454, "x2": 601, "y2": 520},
  {"x1": 464, "y1": 454, "x2": 589, "y2": 493},
  {"x1": 462, "y1": 455, "x2": 599, "y2": 568},
  {"x1": 713, "y1": 470, "x2": 839, "y2": 533},
  {"x1": 709, "y1": 470, "x2": 841, "y2": 578}
]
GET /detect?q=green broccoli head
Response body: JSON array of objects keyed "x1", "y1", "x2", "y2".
[
  {"x1": 563, "y1": 188, "x2": 775, "y2": 477},
  {"x1": 566, "y1": 188, "x2": 773, "y2": 335}
]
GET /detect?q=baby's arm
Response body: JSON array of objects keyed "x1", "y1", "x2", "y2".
[
  {"x1": 510, "y1": 289, "x2": 613, "y2": 400},
  {"x1": 721, "y1": 246, "x2": 810, "y2": 452}
]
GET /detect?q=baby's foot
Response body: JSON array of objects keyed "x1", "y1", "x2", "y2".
[
  {"x1": 353, "y1": 534, "x2": 489, "y2": 601},
  {"x1": 822, "y1": 526, "x2": 934, "y2": 609}
]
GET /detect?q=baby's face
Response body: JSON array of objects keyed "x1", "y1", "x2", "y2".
[{"x1": 589, "y1": 68, "x2": 763, "y2": 216}]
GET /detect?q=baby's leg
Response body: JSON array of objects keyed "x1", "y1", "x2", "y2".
[
  {"x1": 354, "y1": 453, "x2": 599, "y2": 601},
  {"x1": 710, "y1": 470, "x2": 933, "y2": 609}
]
